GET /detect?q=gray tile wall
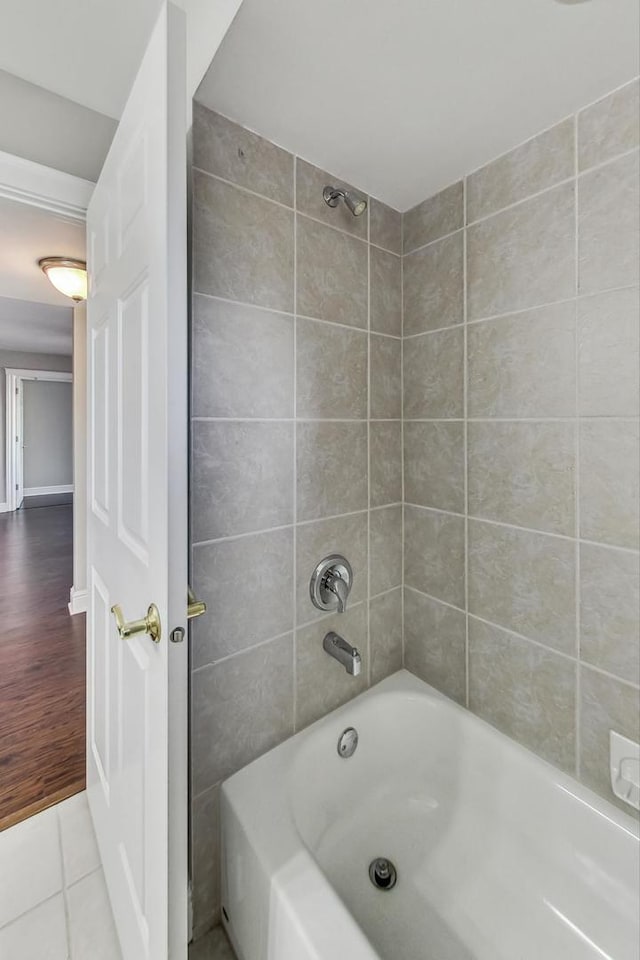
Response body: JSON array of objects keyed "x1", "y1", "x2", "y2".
[
  {"x1": 189, "y1": 102, "x2": 403, "y2": 936},
  {"x1": 402, "y1": 78, "x2": 640, "y2": 811}
]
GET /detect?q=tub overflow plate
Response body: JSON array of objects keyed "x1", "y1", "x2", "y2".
[
  {"x1": 369, "y1": 857, "x2": 397, "y2": 891},
  {"x1": 337, "y1": 727, "x2": 358, "y2": 758}
]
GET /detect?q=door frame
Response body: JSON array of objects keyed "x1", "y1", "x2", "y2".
[{"x1": 4, "y1": 367, "x2": 73, "y2": 512}]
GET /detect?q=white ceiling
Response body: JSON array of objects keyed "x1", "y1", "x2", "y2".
[
  {"x1": 198, "y1": 0, "x2": 640, "y2": 210},
  {"x1": 0, "y1": 0, "x2": 163, "y2": 119},
  {"x1": 0, "y1": 198, "x2": 86, "y2": 307},
  {"x1": 0, "y1": 297, "x2": 72, "y2": 356}
]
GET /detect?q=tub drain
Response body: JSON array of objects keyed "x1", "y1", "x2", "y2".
[{"x1": 369, "y1": 857, "x2": 397, "y2": 891}]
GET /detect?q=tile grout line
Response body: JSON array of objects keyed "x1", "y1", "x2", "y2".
[
  {"x1": 292, "y1": 155, "x2": 298, "y2": 734},
  {"x1": 191, "y1": 592, "x2": 400, "y2": 675},
  {"x1": 462, "y1": 175, "x2": 470, "y2": 710},
  {"x1": 401, "y1": 285, "x2": 639, "y2": 338},
  {"x1": 574, "y1": 112, "x2": 582, "y2": 782},
  {"x1": 400, "y1": 208, "x2": 406, "y2": 669},
  {"x1": 366, "y1": 196, "x2": 372, "y2": 688},
  {"x1": 194, "y1": 162, "x2": 401, "y2": 250},
  {"x1": 402, "y1": 142, "x2": 639, "y2": 254},
  {"x1": 55, "y1": 805, "x2": 73, "y2": 960},
  {"x1": 403, "y1": 584, "x2": 640, "y2": 690},
  {"x1": 403, "y1": 503, "x2": 640, "y2": 555}
]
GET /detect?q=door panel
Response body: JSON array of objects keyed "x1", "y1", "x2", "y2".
[{"x1": 86, "y1": 5, "x2": 187, "y2": 959}]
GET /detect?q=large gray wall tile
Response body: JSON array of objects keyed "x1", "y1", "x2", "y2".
[
  {"x1": 370, "y1": 505, "x2": 403, "y2": 596},
  {"x1": 296, "y1": 512, "x2": 368, "y2": 625},
  {"x1": 404, "y1": 588, "x2": 466, "y2": 704},
  {"x1": 192, "y1": 635, "x2": 294, "y2": 792},
  {"x1": 403, "y1": 181, "x2": 463, "y2": 253},
  {"x1": 370, "y1": 247, "x2": 402, "y2": 337},
  {"x1": 578, "y1": 79, "x2": 640, "y2": 172},
  {"x1": 191, "y1": 528, "x2": 294, "y2": 667},
  {"x1": 296, "y1": 318, "x2": 367, "y2": 419},
  {"x1": 467, "y1": 119, "x2": 574, "y2": 222},
  {"x1": 296, "y1": 214, "x2": 368, "y2": 327},
  {"x1": 468, "y1": 520, "x2": 576, "y2": 654},
  {"x1": 296, "y1": 159, "x2": 367, "y2": 238},
  {"x1": 370, "y1": 335, "x2": 401, "y2": 420},
  {"x1": 579, "y1": 666, "x2": 640, "y2": 814},
  {"x1": 296, "y1": 604, "x2": 367, "y2": 729},
  {"x1": 193, "y1": 104, "x2": 294, "y2": 205},
  {"x1": 404, "y1": 327, "x2": 464, "y2": 420},
  {"x1": 468, "y1": 421, "x2": 575, "y2": 535},
  {"x1": 370, "y1": 198, "x2": 402, "y2": 254},
  {"x1": 579, "y1": 420, "x2": 639, "y2": 549},
  {"x1": 191, "y1": 785, "x2": 220, "y2": 935},
  {"x1": 370, "y1": 589, "x2": 403, "y2": 684},
  {"x1": 192, "y1": 421, "x2": 293, "y2": 540},
  {"x1": 578, "y1": 150, "x2": 640, "y2": 295},
  {"x1": 578, "y1": 287, "x2": 640, "y2": 417},
  {"x1": 403, "y1": 232, "x2": 464, "y2": 336},
  {"x1": 370, "y1": 422, "x2": 402, "y2": 507},
  {"x1": 469, "y1": 618, "x2": 576, "y2": 773},
  {"x1": 297, "y1": 421, "x2": 368, "y2": 521},
  {"x1": 404, "y1": 506, "x2": 465, "y2": 608},
  {"x1": 404, "y1": 421, "x2": 465, "y2": 513},
  {"x1": 580, "y1": 543, "x2": 640, "y2": 683},
  {"x1": 467, "y1": 303, "x2": 576, "y2": 419},
  {"x1": 467, "y1": 182, "x2": 575, "y2": 320},
  {"x1": 193, "y1": 170, "x2": 294, "y2": 311},
  {"x1": 192, "y1": 295, "x2": 294, "y2": 419}
]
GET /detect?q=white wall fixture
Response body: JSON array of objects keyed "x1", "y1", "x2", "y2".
[
  {"x1": 610, "y1": 731, "x2": 640, "y2": 811},
  {"x1": 39, "y1": 257, "x2": 87, "y2": 302}
]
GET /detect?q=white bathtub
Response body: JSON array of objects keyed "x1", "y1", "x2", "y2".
[{"x1": 220, "y1": 670, "x2": 639, "y2": 960}]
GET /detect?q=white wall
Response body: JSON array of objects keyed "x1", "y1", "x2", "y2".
[
  {"x1": 22, "y1": 378, "x2": 72, "y2": 490},
  {"x1": 0, "y1": 350, "x2": 72, "y2": 503},
  {"x1": 0, "y1": 68, "x2": 116, "y2": 181}
]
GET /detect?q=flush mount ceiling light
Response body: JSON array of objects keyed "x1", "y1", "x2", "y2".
[{"x1": 38, "y1": 257, "x2": 87, "y2": 302}]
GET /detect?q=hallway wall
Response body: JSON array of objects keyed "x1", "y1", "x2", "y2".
[{"x1": 0, "y1": 350, "x2": 72, "y2": 506}]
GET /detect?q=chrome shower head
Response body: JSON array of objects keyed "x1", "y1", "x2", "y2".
[{"x1": 323, "y1": 185, "x2": 367, "y2": 217}]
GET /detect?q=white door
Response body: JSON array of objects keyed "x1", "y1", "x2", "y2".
[{"x1": 86, "y1": 5, "x2": 188, "y2": 959}]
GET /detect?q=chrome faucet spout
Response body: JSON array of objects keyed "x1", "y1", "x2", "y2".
[
  {"x1": 325, "y1": 572, "x2": 349, "y2": 613},
  {"x1": 323, "y1": 631, "x2": 361, "y2": 676}
]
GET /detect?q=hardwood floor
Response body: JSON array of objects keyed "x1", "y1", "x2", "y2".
[{"x1": 0, "y1": 504, "x2": 85, "y2": 830}]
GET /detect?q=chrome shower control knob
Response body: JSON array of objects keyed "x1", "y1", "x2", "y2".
[{"x1": 310, "y1": 555, "x2": 353, "y2": 613}]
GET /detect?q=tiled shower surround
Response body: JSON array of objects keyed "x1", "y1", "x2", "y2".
[
  {"x1": 190, "y1": 78, "x2": 639, "y2": 938},
  {"x1": 401, "y1": 76, "x2": 639, "y2": 816},
  {"x1": 189, "y1": 102, "x2": 403, "y2": 936}
]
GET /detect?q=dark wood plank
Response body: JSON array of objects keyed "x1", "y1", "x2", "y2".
[{"x1": 0, "y1": 504, "x2": 85, "y2": 831}]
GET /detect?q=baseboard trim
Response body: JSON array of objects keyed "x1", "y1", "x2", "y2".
[
  {"x1": 24, "y1": 484, "x2": 74, "y2": 497},
  {"x1": 0, "y1": 502, "x2": 8, "y2": 513},
  {"x1": 68, "y1": 587, "x2": 88, "y2": 615}
]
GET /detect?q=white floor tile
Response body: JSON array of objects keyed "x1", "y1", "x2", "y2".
[
  {"x1": 58, "y1": 793, "x2": 101, "y2": 886},
  {"x1": 0, "y1": 895, "x2": 68, "y2": 960},
  {"x1": 67, "y1": 869, "x2": 122, "y2": 960},
  {"x1": 0, "y1": 806, "x2": 63, "y2": 928}
]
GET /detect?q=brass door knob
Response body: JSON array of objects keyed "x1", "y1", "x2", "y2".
[
  {"x1": 187, "y1": 587, "x2": 206, "y2": 620},
  {"x1": 111, "y1": 603, "x2": 162, "y2": 643}
]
